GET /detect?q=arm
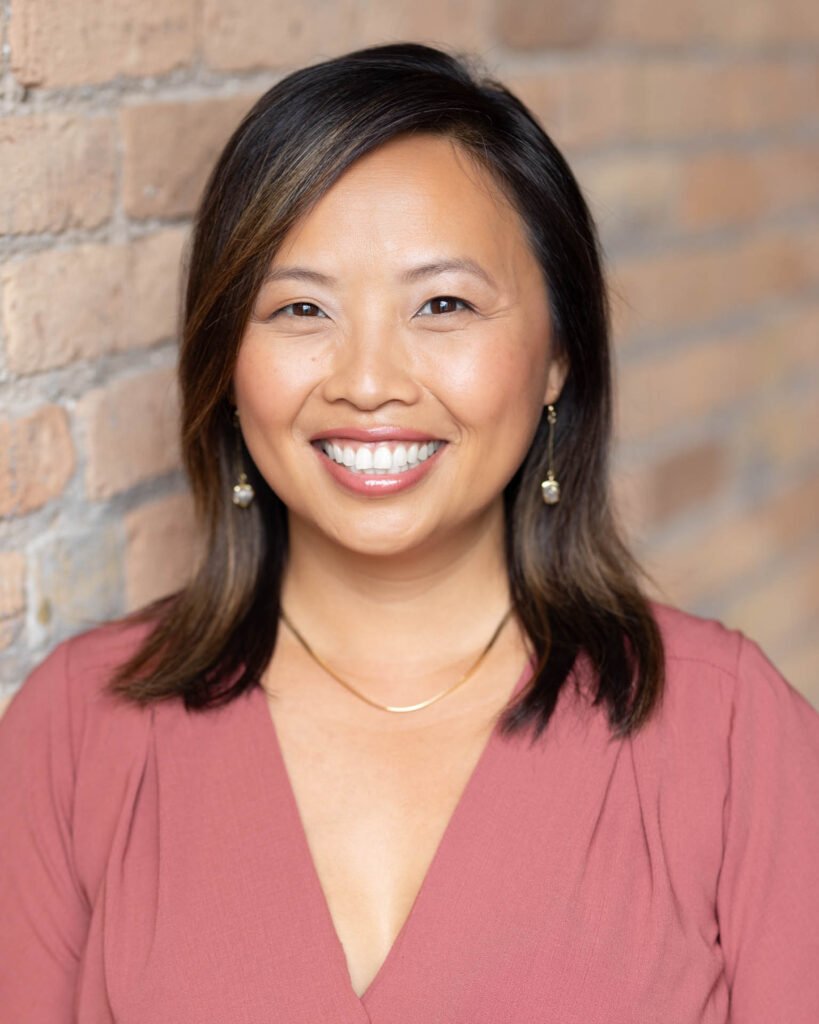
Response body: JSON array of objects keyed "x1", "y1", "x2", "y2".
[
  {"x1": 716, "y1": 633, "x2": 819, "y2": 1023},
  {"x1": 0, "y1": 640, "x2": 91, "y2": 1021}
]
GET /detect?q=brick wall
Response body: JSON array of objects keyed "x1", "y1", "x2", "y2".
[{"x1": 1, "y1": 0, "x2": 818, "y2": 712}]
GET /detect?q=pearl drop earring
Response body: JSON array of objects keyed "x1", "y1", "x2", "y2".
[
  {"x1": 540, "y1": 404, "x2": 560, "y2": 505},
  {"x1": 231, "y1": 409, "x2": 256, "y2": 509}
]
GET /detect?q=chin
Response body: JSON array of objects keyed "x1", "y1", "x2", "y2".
[{"x1": 331, "y1": 528, "x2": 426, "y2": 558}]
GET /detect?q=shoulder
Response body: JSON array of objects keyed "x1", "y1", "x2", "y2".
[
  {"x1": 62, "y1": 615, "x2": 155, "y2": 701},
  {"x1": 0, "y1": 616, "x2": 156, "y2": 756},
  {"x1": 0, "y1": 617, "x2": 164, "y2": 915},
  {"x1": 649, "y1": 598, "x2": 741, "y2": 677},
  {"x1": 619, "y1": 602, "x2": 818, "y2": 873},
  {"x1": 641, "y1": 598, "x2": 819, "y2": 747}
]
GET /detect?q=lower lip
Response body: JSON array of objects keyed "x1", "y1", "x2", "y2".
[{"x1": 312, "y1": 442, "x2": 448, "y2": 496}]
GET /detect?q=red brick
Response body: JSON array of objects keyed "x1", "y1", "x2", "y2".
[
  {"x1": 511, "y1": 58, "x2": 818, "y2": 154},
  {"x1": 124, "y1": 492, "x2": 201, "y2": 610},
  {"x1": 497, "y1": 0, "x2": 606, "y2": 48},
  {"x1": 122, "y1": 96, "x2": 256, "y2": 219},
  {"x1": 617, "y1": 305, "x2": 819, "y2": 443},
  {"x1": 0, "y1": 114, "x2": 116, "y2": 235},
  {"x1": 127, "y1": 231, "x2": 189, "y2": 357},
  {"x1": 758, "y1": 144, "x2": 819, "y2": 218},
  {"x1": 504, "y1": 73, "x2": 564, "y2": 142},
  {"x1": 633, "y1": 62, "x2": 737, "y2": 142},
  {"x1": 602, "y1": 0, "x2": 819, "y2": 45},
  {"x1": 719, "y1": 555, "x2": 819, "y2": 654},
  {"x1": 613, "y1": 440, "x2": 729, "y2": 532},
  {"x1": 678, "y1": 151, "x2": 762, "y2": 231},
  {"x1": 202, "y1": 0, "x2": 350, "y2": 70},
  {"x1": 703, "y1": 0, "x2": 819, "y2": 45},
  {"x1": 362, "y1": 0, "x2": 492, "y2": 51},
  {"x1": 579, "y1": 143, "x2": 819, "y2": 240},
  {"x1": 0, "y1": 619, "x2": 21, "y2": 655},
  {"x1": 3, "y1": 245, "x2": 124, "y2": 373},
  {"x1": 777, "y1": 632, "x2": 819, "y2": 710},
  {"x1": 720, "y1": 59, "x2": 817, "y2": 134},
  {"x1": 0, "y1": 553, "x2": 26, "y2": 618},
  {"x1": 32, "y1": 525, "x2": 123, "y2": 642},
  {"x1": 0, "y1": 406, "x2": 75, "y2": 518},
  {"x1": 558, "y1": 62, "x2": 636, "y2": 152},
  {"x1": 2, "y1": 229, "x2": 187, "y2": 374},
  {"x1": 604, "y1": 0, "x2": 700, "y2": 43},
  {"x1": 779, "y1": 303, "x2": 819, "y2": 371},
  {"x1": 77, "y1": 368, "x2": 181, "y2": 500},
  {"x1": 509, "y1": 61, "x2": 633, "y2": 153},
  {"x1": 9, "y1": 0, "x2": 197, "y2": 87},
  {"x1": 644, "y1": 473, "x2": 819, "y2": 607},
  {"x1": 616, "y1": 331, "x2": 760, "y2": 444},
  {"x1": 201, "y1": 0, "x2": 491, "y2": 73},
  {"x1": 679, "y1": 143, "x2": 819, "y2": 231},
  {"x1": 737, "y1": 387, "x2": 819, "y2": 471},
  {"x1": 611, "y1": 231, "x2": 819, "y2": 342},
  {"x1": 575, "y1": 152, "x2": 680, "y2": 239},
  {"x1": 633, "y1": 58, "x2": 819, "y2": 143}
]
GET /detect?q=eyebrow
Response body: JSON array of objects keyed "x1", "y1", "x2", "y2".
[{"x1": 262, "y1": 257, "x2": 496, "y2": 288}]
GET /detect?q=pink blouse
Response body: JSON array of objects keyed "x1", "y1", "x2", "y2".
[{"x1": 1, "y1": 600, "x2": 818, "y2": 1022}]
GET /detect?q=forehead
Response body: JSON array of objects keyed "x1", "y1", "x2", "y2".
[{"x1": 273, "y1": 133, "x2": 532, "y2": 270}]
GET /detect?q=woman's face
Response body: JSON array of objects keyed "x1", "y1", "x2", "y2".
[{"x1": 233, "y1": 133, "x2": 566, "y2": 556}]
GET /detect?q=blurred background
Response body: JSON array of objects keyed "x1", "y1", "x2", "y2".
[{"x1": 1, "y1": 0, "x2": 817, "y2": 711}]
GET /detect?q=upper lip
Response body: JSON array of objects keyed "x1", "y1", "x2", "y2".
[{"x1": 310, "y1": 427, "x2": 445, "y2": 443}]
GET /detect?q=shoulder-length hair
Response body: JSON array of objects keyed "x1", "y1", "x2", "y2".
[{"x1": 109, "y1": 41, "x2": 665, "y2": 742}]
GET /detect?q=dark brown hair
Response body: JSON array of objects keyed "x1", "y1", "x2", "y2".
[{"x1": 108, "y1": 41, "x2": 665, "y2": 742}]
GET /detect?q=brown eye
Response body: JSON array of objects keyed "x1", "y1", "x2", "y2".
[
  {"x1": 418, "y1": 296, "x2": 472, "y2": 316},
  {"x1": 270, "y1": 302, "x2": 327, "y2": 319}
]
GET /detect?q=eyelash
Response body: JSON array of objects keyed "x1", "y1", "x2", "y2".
[
  {"x1": 418, "y1": 296, "x2": 474, "y2": 316},
  {"x1": 268, "y1": 296, "x2": 474, "y2": 320}
]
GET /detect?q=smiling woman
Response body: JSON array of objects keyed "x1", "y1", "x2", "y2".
[
  {"x1": 234, "y1": 133, "x2": 563, "y2": 519},
  {"x1": 2, "y1": 41, "x2": 818, "y2": 1024}
]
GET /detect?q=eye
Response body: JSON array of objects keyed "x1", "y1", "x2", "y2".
[
  {"x1": 416, "y1": 296, "x2": 474, "y2": 316},
  {"x1": 269, "y1": 302, "x2": 328, "y2": 320}
]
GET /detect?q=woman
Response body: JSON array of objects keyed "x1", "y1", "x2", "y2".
[{"x1": 1, "y1": 41, "x2": 818, "y2": 1023}]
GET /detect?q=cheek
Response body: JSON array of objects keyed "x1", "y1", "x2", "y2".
[
  {"x1": 232, "y1": 340, "x2": 310, "y2": 500},
  {"x1": 233, "y1": 335, "x2": 312, "y2": 430},
  {"x1": 443, "y1": 341, "x2": 546, "y2": 437}
]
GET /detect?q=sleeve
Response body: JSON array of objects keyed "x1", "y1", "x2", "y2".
[
  {"x1": 716, "y1": 632, "x2": 819, "y2": 1023},
  {"x1": 0, "y1": 639, "x2": 91, "y2": 1022}
]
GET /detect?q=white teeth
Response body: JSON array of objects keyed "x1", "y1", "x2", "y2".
[
  {"x1": 373, "y1": 446, "x2": 393, "y2": 470},
  {"x1": 355, "y1": 447, "x2": 374, "y2": 470},
  {"x1": 319, "y1": 439, "x2": 443, "y2": 474}
]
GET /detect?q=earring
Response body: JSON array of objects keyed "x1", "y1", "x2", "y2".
[
  {"x1": 540, "y1": 404, "x2": 560, "y2": 505},
  {"x1": 231, "y1": 409, "x2": 256, "y2": 509}
]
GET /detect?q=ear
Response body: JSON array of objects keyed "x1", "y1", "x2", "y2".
[{"x1": 543, "y1": 352, "x2": 568, "y2": 407}]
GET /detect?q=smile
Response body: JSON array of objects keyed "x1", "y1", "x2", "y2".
[
  {"x1": 314, "y1": 439, "x2": 445, "y2": 475},
  {"x1": 311, "y1": 438, "x2": 448, "y2": 495}
]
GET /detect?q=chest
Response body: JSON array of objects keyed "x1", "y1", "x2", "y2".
[
  {"x1": 268, "y1": 698, "x2": 497, "y2": 997},
  {"x1": 93, "y1": 660, "x2": 732, "y2": 1024}
]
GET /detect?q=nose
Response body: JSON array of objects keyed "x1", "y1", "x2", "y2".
[{"x1": 320, "y1": 320, "x2": 422, "y2": 410}]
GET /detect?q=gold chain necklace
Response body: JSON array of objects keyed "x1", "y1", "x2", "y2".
[{"x1": 279, "y1": 605, "x2": 514, "y2": 713}]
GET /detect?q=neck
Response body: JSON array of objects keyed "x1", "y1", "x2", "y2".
[{"x1": 279, "y1": 501, "x2": 520, "y2": 687}]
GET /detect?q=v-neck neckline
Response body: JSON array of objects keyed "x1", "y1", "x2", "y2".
[{"x1": 251, "y1": 654, "x2": 536, "y2": 1012}]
